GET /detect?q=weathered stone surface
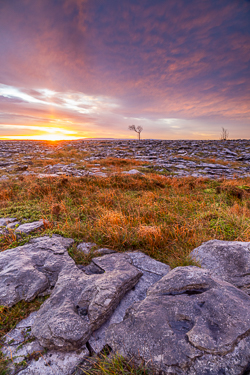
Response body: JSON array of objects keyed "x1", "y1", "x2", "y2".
[
  {"x1": 0, "y1": 217, "x2": 17, "y2": 226},
  {"x1": 190, "y1": 239, "x2": 250, "y2": 295},
  {"x1": 15, "y1": 220, "x2": 46, "y2": 234},
  {"x1": 17, "y1": 349, "x2": 89, "y2": 375},
  {"x1": 96, "y1": 247, "x2": 116, "y2": 255},
  {"x1": 89, "y1": 252, "x2": 171, "y2": 353},
  {"x1": 6, "y1": 221, "x2": 20, "y2": 229},
  {"x1": 107, "y1": 266, "x2": 250, "y2": 375},
  {"x1": 77, "y1": 242, "x2": 96, "y2": 254},
  {"x1": 32, "y1": 253, "x2": 142, "y2": 351},
  {"x1": 2, "y1": 312, "x2": 89, "y2": 375},
  {"x1": 0, "y1": 235, "x2": 74, "y2": 307}
]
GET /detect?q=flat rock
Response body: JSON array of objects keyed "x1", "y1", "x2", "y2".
[
  {"x1": 2, "y1": 312, "x2": 89, "y2": 375},
  {"x1": 37, "y1": 174, "x2": 60, "y2": 178},
  {"x1": 6, "y1": 221, "x2": 20, "y2": 229},
  {"x1": 107, "y1": 266, "x2": 250, "y2": 375},
  {"x1": 190, "y1": 239, "x2": 250, "y2": 295},
  {"x1": 0, "y1": 235, "x2": 74, "y2": 307},
  {"x1": 0, "y1": 217, "x2": 17, "y2": 226},
  {"x1": 15, "y1": 220, "x2": 46, "y2": 234},
  {"x1": 93, "y1": 171, "x2": 108, "y2": 177},
  {"x1": 89, "y1": 252, "x2": 171, "y2": 353},
  {"x1": 122, "y1": 169, "x2": 143, "y2": 175},
  {"x1": 31, "y1": 253, "x2": 142, "y2": 351}
]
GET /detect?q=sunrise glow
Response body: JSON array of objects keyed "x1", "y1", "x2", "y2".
[{"x1": 0, "y1": 0, "x2": 249, "y2": 139}]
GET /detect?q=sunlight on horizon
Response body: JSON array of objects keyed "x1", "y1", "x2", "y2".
[{"x1": 0, "y1": 134, "x2": 83, "y2": 141}]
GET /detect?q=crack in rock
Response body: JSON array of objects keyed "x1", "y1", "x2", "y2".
[
  {"x1": 31, "y1": 253, "x2": 142, "y2": 351},
  {"x1": 106, "y1": 266, "x2": 250, "y2": 374}
]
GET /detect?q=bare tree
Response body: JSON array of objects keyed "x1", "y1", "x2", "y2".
[
  {"x1": 221, "y1": 127, "x2": 229, "y2": 141},
  {"x1": 128, "y1": 125, "x2": 143, "y2": 141}
]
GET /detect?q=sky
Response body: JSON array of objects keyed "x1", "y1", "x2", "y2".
[{"x1": 0, "y1": 0, "x2": 249, "y2": 141}]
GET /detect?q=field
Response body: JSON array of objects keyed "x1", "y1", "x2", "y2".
[{"x1": 1, "y1": 147, "x2": 250, "y2": 374}]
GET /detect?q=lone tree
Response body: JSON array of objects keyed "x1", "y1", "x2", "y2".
[
  {"x1": 221, "y1": 127, "x2": 229, "y2": 141},
  {"x1": 129, "y1": 125, "x2": 143, "y2": 141}
]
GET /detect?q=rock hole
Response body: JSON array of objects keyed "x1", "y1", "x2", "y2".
[{"x1": 76, "y1": 305, "x2": 88, "y2": 317}]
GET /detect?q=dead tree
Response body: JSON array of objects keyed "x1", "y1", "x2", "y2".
[
  {"x1": 128, "y1": 125, "x2": 143, "y2": 141},
  {"x1": 221, "y1": 127, "x2": 229, "y2": 141}
]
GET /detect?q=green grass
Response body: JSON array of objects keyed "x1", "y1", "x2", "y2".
[{"x1": 77, "y1": 353, "x2": 151, "y2": 375}]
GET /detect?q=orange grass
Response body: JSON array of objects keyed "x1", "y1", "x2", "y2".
[{"x1": 1, "y1": 172, "x2": 250, "y2": 268}]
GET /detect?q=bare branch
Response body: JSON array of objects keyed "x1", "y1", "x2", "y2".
[{"x1": 128, "y1": 124, "x2": 143, "y2": 141}]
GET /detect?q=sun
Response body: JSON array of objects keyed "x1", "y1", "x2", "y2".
[
  {"x1": 45, "y1": 134, "x2": 64, "y2": 141},
  {"x1": 41, "y1": 134, "x2": 80, "y2": 141}
]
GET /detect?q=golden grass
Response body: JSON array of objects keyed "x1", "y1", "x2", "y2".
[{"x1": 1, "y1": 171, "x2": 250, "y2": 268}]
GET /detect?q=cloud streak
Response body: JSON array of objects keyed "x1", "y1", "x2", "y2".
[{"x1": 0, "y1": 0, "x2": 249, "y2": 139}]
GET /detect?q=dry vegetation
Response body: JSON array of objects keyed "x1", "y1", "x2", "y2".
[{"x1": 1, "y1": 152, "x2": 250, "y2": 374}]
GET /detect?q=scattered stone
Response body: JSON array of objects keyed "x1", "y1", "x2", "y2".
[
  {"x1": 92, "y1": 171, "x2": 108, "y2": 177},
  {"x1": 122, "y1": 169, "x2": 143, "y2": 175},
  {"x1": 190, "y1": 239, "x2": 250, "y2": 295},
  {"x1": 37, "y1": 173, "x2": 60, "y2": 178},
  {"x1": 77, "y1": 242, "x2": 96, "y2": 254},
  {"x1": 107, "y1": 266, "x2": 250, "y2": 374},
  {"x1": 0, "y1": 217, "x2": 17, "y2": 226},
  {"x1": 0, "y1": 235, "x2": 74, "y2": 307},
  {"x1": 16, "y1": 164, "x2": 28, "y2": 171},
  {"x1": 15, "y1": 220, "x2": 46, "y2": 235},
  {"x1": 1, "y1": 139, "x2": 250, "y2": 178},
  {"x1": 6, "y1": 221, "x2": 20, "y2": 229}
]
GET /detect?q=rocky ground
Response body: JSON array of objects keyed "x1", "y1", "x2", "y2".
[
  {"x1": 0, "y1": 221, "x2": 250, "y2": 375},
  {"x1": 1, "y1": 139, "x2": 250, "y2": 374},
  {"x1": 0, "y1": 139, "x2": 250, "y2": 180}
]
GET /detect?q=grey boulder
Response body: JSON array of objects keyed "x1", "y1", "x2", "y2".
[
  {"x1": 107, "y1": 266, "x2": 250, "y2": 375},
  {"x1": 0, "y1": 235, "x2": 74, "y2": 307},
  {"x1": 32, "y1": 253, "x2": 142, "y2": 351},
  {"x1": 190, "y1": 239, "x2": 250, "y2": 295},
  {"x1": 15, "y1": 220, "x2": 46, "y2": 234},
  {"x1": 2, "y1": 312, "x2": 89, "y2": 375},
  {"x1": 89, "y1": 251, "x2": 171, "y2": 353}
]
